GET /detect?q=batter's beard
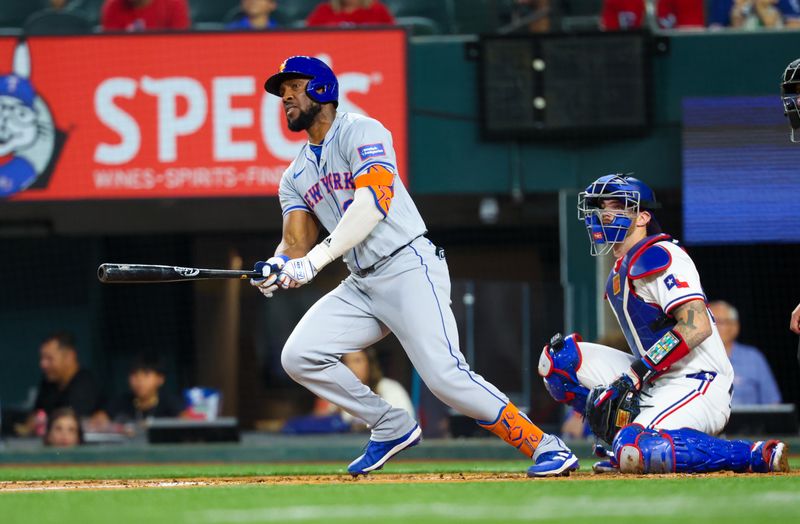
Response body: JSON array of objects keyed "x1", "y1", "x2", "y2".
[{"x1": 287, "y1": 102, "x2": 322, "y2": 132}]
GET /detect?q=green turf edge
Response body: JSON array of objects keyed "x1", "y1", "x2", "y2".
[{"x1": 1, "y1": 476, "x2": 800, "y2": 524}]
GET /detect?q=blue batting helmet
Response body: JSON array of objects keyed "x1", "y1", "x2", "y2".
[
  {"x1": 577, "y1": 174, "x2": 659, "y2": 256},
  {"x1": 264, "y1": 56, "x2": 339, "y2": 107},
  {"x1": 782, "y1": 58, "x2": 800, "y2": 143}
]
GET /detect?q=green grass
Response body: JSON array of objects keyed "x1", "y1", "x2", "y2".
[{"x1": 1, "y1": 461, "x2": 798, "y2": 524}]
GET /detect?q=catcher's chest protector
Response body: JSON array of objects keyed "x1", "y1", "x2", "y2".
[{"x1": 606, "y1": 234, "x2": 676, "y2": 357}]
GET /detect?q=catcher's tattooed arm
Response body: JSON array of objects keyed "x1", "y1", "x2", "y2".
[
  {"x1": 628, "y1": 299, "x2": 710, "y2": 387},
  {"x1": 672, "y1": 299, "x2": 712, "y2": 349}
]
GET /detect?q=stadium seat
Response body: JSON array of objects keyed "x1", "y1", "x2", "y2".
[
  {"x1": 556, "y1": 0, "x2": 603, "y2": 31},
  {"x1": 24, "y1": 9, "x2": 93, "y2": 35},
  {"x1": 189, "y1": 0, "x2": 241, "y2": 23},
  {"x1": 272, "y1": 0, "x2": 322, "y2": 27},
  {"x1": 451, "y1": 0, "x2": 498, "y2": 34},
  {"x1": 68, "y1": 0, "x2": 106, "y2": 27},
  {"x1": 395, "y1": 16, "x2": 442, "y2": 36},
  {"x1": 384, "y1": 0, "x2": 454, "y2": 34},
  {"x1": 0, "y1": 0, "x2": 49, "y2": 29}
]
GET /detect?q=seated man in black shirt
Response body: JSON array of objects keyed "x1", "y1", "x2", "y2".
[
  {"x1": 101, "y1": 353, "x2": 184, "y2": 423},
  {"x1": 15, "y1": 332, "x2": 100, "y2": 436}
]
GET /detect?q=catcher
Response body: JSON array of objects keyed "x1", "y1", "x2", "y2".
[{"x1": 538, "y1": 174, "x2": 789, "y2": 474}]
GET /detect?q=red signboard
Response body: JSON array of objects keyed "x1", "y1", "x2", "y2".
[{"x1": 0, "y1": 30, "x2": 407, "y2": 201}]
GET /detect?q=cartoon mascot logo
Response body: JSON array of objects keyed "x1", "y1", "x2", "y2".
[{"x1": 0, "y1": 41, "x2": 64, "y2": 198}]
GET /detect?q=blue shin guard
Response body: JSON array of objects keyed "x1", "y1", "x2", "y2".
[
  {"x1": 614, "y1": 425, "x2": 755, "y2": 474},
  {"x1": 538, "y1": 333, "x2": 590, "y2": 413}
]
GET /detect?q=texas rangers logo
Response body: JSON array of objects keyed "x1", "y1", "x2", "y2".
[
  {"x1": 0, "y1": 41, "x2": 64, "y2": 198},
  {"x1": 664, "y1": 274, "x2": 689, "y2": 290}
]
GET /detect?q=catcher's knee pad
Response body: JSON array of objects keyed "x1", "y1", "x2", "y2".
[
  {"x1": 614, "y1": 426, "x2": 752, "y2": 474},
  {"x1": 613, "y1": 424, "x2": 673, "y2": 474},
  {"x1": 538, "y1": 333, "x2": 590, "y2": 412}
]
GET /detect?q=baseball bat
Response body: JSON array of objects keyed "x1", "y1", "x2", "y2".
[{"x1": 98, "y1": 263, "x2": 265, "y2": 283}]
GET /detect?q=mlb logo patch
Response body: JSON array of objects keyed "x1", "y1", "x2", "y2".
[
  {"x1": 613, "y1": 274, "x2": 621, "y2": 295},
  {"x1": 592, "y1": 231, "x2": 604, "y2": 241},
  {"x1": 357, "y1": 143, "x2": 386, "y2": 160},
  {"x1": 664, "y1": 274, "x2": 689, "y2": 290}
]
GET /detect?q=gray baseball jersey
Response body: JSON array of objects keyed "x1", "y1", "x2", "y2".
[
  {"x1": 277, "y1": 111, "x2": 510, "y2": 442},
  {"x1": 279, "y1": 112, "x2": 426, "y2": 273}
]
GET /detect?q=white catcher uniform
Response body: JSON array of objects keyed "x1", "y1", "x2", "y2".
[
  {"x1": 540, "y1": 236, "x2": 734, "y2": 435},
  {"x1": 278, "y1": 112, "x2": 509, "y2": 441}
]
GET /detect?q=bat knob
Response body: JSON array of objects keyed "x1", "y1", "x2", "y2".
[{"x1": 97, "y1": 264, "x2": 109, "y2": 282}]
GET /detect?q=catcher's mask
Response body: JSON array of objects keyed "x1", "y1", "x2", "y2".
[{"x1": 577, "y1": 174, "x2": 659, "y2": 256}]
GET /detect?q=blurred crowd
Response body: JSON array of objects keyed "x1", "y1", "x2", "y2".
[
  {"x1": 3, "y1": 331, "x2": 413, "y2": 449},
  {"x1": 9, "y1": 331, "x2": 188, "y2": 447},
  {"x1": 5, "y1": 0, "x2": 800, "y2": 35}
]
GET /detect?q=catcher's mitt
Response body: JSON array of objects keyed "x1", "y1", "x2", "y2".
[{"x1": 585, "y1": 375, "x2": 642, "y2": 445}]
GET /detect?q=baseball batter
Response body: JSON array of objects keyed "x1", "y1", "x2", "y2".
[
  {"x1": 538, "y1": 174, "x2": 789, "y2": 474},
  {"x1": 252, "y1": 55, "x2": 577, "y2": 477}
]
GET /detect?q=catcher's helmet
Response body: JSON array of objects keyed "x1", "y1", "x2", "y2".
[
  {"x1": 264, "y1": 56, "x2": 338, "y2": 107},
  {"x1": 782, "y1": 58, "x2": 800, "y2": 143},
  {"x1": 577, "y1": 174, "x2": 659, "y2": 256}
]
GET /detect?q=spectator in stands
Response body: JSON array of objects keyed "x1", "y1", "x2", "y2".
[
  {"x1": 709, "y1": 300, "x2": 782, "y2": 406},
  {"x1": 15, "y1": 332, "x2": 100, "y2": 436},
  {"x1": 306, "y1": 0, "x2": 394, "y2": 27},
  {"x1": 731, "y1": 0, "x2": 785, "y2": 27},
  {"x1": 101, "y1": 0, "x2": 190, "y2": 32},
  {"x1": 709, "y1": 0, "x2": 792, "y2": 28},
  {"x1": 44, "y1": 407, "x2": 83, "y2": 448},
  {"x1": 94, "y1": 353, "x2": 184, "y2": 425},
  {"x1": 784, "y1": 0, "x2": 800, "y2": 27},
  {"x1": 601, "y1": 0, "x2": 704, "y2": 30},
  {"x1": 227, "y1": 0, "x2": 279, "y2": 30},
  {"x1": 283, "y1": 347, "x2": 413, "y2": 433},
  {"x1": 511, "y1": 0, "x2": 550, "y2": 33}
]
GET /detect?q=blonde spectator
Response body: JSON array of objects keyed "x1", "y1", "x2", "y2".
[{"x1": 730, "y1": 0, "x2": 784, "y2": 28}]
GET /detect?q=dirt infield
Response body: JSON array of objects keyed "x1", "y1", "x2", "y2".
[{"x1": 2, "y1": 470, "x2": 798, "y2": 492}]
